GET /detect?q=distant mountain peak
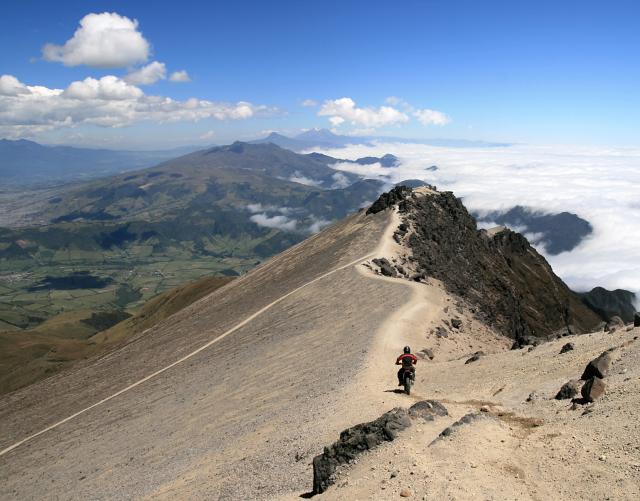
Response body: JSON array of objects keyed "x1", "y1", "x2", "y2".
[
  {"x1": 295, "y1": 128, "x2": 339, "y2": 140},
  {"x1": 265, "y1": 132, "x2": 289, "y2": 139}
]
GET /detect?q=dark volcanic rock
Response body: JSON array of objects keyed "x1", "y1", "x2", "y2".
[
  {"x1": 451, "y1": 318, "x2": 462, "y2": 329},
  {"x1": 555, "y1": 380, "x2": 581, "y2": 400},
  {"x1": 581, "y1": 351, "x2": 612, "y2": 380},
  {"x1": 312, "y1": 408, "x2": 411, "y2": 494},
  {"x1": 403, "y1": 191, "x2": 602, "y2": 345},
  {"x1": 464, "y1": 351, "x2": 485, "y2": 364},
  {"x1": 635, "y1": 313, "x2": 640, "y2": 327},
  {"x1": 560, "y1": 342, "x2": 575, "y2": 354},
  {"x1": 408, "y1": 400, "x2": 448, "y2": 421},
  {"x1": 372, "y1": 258, "x2": 397, "y2": 277},
  {"x1": 435, "y1": 326, "x2": 448, "y2": 338},
  {"x1": 581, "y1": 377, "x2": 606, "y2": 402},
  {"x1": 433, "y1": 413, "x2": 487, "y2": 443},
  {"x1": 366, "y1": 185, "x2": 412, "y2": 215}
]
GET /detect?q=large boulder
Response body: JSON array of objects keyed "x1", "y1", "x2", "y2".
[
  {"x1": 635, "y1": 313, "x2": 640, "y2": 327},
  {"x1": 312, "y1": 408, "x2": 411, "y2": 494},
  {"x1": 408, "y1": 400, "x2": 448, "y2": 421},
  {"x1": 581, "y1": 377, "x2": 606, "y2": 402},
  {"x1": 555, "y1": 379, "x2": 581, "y2": 400},
  {"x1": 581, "y1": 351, "x2": 612, "y2": 380}
]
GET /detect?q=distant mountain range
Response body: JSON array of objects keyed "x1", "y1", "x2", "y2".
[
  {"x1": 0, "y1": 139, "x2": 201, "y2": 186},
  {"x1": 0, "y1": 142, "x2": 415, "y2": 328},
  {"x1": 0, "y1": 131, "x2": 498, "y2": 186},
  {"x1": 251, "y1": 128, "x2": 511, "y2": 152}
]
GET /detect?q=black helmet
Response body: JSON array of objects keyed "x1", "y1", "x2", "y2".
[{"x1": 403, "y1": 346, "x2": 411, "y2": 354}]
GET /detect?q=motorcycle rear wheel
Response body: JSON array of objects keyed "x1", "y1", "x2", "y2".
[{"x1": 404, "y1": 375, "x2": 412, "y2": 395}]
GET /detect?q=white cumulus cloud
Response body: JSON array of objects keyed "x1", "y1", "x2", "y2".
[
  {"x1": 64, "y1": 76, "x2": 143, "y2": 100},
  {"x1": 125, "y1": 61, "x2": 167, "y2": 85},
  {"x1": 199, "y1": 130, "x2": 215, "y2": 140},
  {"x1": 169, "y1": 70, "x2": 191, "y2": 83},
  {"x1": 42, "y1": 12, "x2": 150, "y2": 68},
  {"x1": 413, "y1": 108, "x2": 451, "y2": 126},
  {"x1": 307, "y1": 216, "x2": 331, "y2": 234},
  {"x1": 318, "y1": 97, "x2": 409, "y2": 129},
  {"x1": 287, "y1": 172, "x2": 322, "y2": 187},
  {"x1": 250, "y1": 213, "x2": 297, "y2": 231},
  {"x1": 0, "y1": 75, "x2": 29, "y2": 96},
  {"x1": 0, "y1": 74, "x2": 275, "y2": 137}
]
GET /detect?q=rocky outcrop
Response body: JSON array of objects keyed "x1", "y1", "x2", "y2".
[
  {"x1": 372, "y1": 258, "x2": 397, "y2": 277},
  {"x1": 397, "y1": 190, "x2": 601, "y2": 345},
  {"x1": 635, "y1": 313, "x2": 640, "y2": 327},
  {"x1": 311, "y1": 401, "x2": 447, "y2": 494},
  {"x1": 366, "y1": 185, "x2": 412, "y2": 215},
  {"x1": 312, "y1": 408, "x2": 411, "y2": 494}
]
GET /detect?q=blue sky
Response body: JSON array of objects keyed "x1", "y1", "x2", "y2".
[{"x1": 1, "y1": 0, "x2": 639, "y2": 148}]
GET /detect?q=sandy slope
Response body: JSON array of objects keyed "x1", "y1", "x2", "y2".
[{"x1": 0, "y1": 208, "x2": 424, "y2": 500}]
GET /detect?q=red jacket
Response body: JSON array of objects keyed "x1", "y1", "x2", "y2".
[{"x1": 396, "y1": 353, "x2": 418, "y2": 367}]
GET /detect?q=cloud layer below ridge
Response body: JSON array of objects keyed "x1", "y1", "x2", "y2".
[{"x1": 309, "y1": 142, "x2": 640, "y2": 296}]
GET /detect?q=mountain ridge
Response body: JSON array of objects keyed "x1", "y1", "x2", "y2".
[{"x1": 2, "y1": 186, "x2": 635, "y2": 500}]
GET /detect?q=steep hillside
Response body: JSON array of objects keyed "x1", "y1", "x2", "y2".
[
  {"x1": 385, "y1": 189, "x2": 602, "y2": 346},
  {"x1": 1, "y1": 186, "x2": 631, "y2": 500}
]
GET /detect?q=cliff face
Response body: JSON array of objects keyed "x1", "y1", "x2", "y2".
[{"x1": 399, "y1": 190, "x2": 602, "y2": 347}]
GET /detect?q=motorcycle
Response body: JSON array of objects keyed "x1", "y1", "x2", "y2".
[{"x1": 400, "y1": 367, "x2": 414, "y2": 395}]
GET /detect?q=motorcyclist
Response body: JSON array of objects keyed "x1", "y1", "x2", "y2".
[{"x1": 396, "y1": 345, "x2": 417, "y2": 386}]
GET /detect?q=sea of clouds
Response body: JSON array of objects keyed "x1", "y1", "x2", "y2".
[{"x1": 309, "y1": 142, "x2": 640, "y2": 300}]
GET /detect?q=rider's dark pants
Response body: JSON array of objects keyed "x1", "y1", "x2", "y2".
[{"x1": 398, "y1": 366, "x2": 415, "y2": 384}]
